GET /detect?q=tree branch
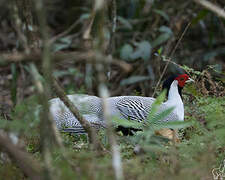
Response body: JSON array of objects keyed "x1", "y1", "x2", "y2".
[
  {"x1": 51, "y1": 77, "x2": 103, "y2": 151},
  {"x1": 33, "y1": 0, "x2": 60, "y2": 178},
  {"x1": 0, "y1": 51, "x2": 132, "y2": 72},
  {"x1": 0, "y1": 132, "x2": 42, "y2": 180},
  {"x1": 193, "y1": 0, "x2": 225, "y2": 20},
  {"x1": 93, "y1": 0, "x2": 124, "y2": 179}
]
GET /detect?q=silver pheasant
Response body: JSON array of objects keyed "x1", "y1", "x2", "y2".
[{"x1": 49, "y1": 74, "x2": 194, "y2": 133}]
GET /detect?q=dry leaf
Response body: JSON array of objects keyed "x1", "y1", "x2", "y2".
[{"x1": 155, "y1": 128, "x2": 180, "y2": 143}]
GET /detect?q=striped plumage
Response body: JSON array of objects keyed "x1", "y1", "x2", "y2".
[
  {"x1": 49, "y1": 95, "x2": 103, "y2": 133},
  {"x1": 49, "y1": 74, "x2": 193, "y2": 134}
]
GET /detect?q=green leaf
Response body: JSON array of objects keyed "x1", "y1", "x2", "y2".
[
  {"x1": 191, "y1": 10, "x2": 209, "y2": 25},
  {"x1": 152, "y1": 26, "x2": 173, "y2": 48},
  {"x1": 53, "y1": 68, "x2": 83, "y2": 78},
  {"x1": 214, "y1": 129, "x2": 225, "y2": 139},
  {"x1": 120, "y1": 41, "x2": 152, "y2": 61},
  {"x1": 120, "y1": 44, "x2": 133, "y2": 61},
  {"x1": 150, "y1": 107, "x2": 175, "y2": 125},
  {"x1": 152, "y1": 33, "x2": 171, "y2": 48},
  {"x1": 157, "y1": 47, "x2": 163, "y2": 55},
  {"x1": 52, "y1": 37, "x2": 72, "y2": 52},
  {"x1": 203, "y1": 47, "x2": 225, "y2": 61},
  {"x1": 0, "y1": 118, "x2": 10, "y2": 129},
  {"x1": 117, "y1": 16, "x2": 133, "y2": 30},
  {"x1": 112, "y1": 116, "x2": 143, "y2": 129},
  {"x1": 185, "y1": 83, "x2": 201, "y2": 97},
  {"x1": 159, "y1": 26, "x2": 173, "y2": 34},
  {"x1": 11, "y1": 63, "x2": 18, "y2": 106},
  {"x1": 79, "y1": 13, "x2": 90, "y2": 21},
  {"x1": 1, "y1": 95, "x2": 41, "y2": 136},
  {"x1": 147, "y1": 90, "x2": 167, "y2": 123},
  {"x1": 120, "y1": 76, "x2": 151, "y2": 86},
  {"x1": 208, "y1": 64, "x2": 223, "y2": 74},
  {"x1": 160, "y1": 121, "x2": 193, "y2": 129},
  {"x1": 130, "y1": 41, "x2": 152, "y2": 61},
  {"x1": 153, "y1": 9, "x2": 170, "y2": 21}
]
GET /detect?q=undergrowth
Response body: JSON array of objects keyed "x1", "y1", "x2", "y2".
[{"x1": 0, "y1": 76, "x2": 224, "y2": 180}]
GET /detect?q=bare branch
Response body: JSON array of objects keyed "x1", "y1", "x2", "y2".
[
  {"x1": 33, "y1": 0, "x2": 60, "y2": 178},
  {"x1": 49, "y1": 19, "x2": 81, "y2": 44},
  {"x1": 30, "y1": 63, "x2": 63, "y2": 147},
  {"x1": 83, "y1": 11, "x2": 96, "y2": 40},
  {"x1": 0, "y1": 51, "x2": 132, "y2": 72},
  {"x1": 193, "y1": 0, "x2": 225, "y2": 20},
  {"x1": 92, "y1": 0, "x2": 124, "y2": 179},
  {"x1": 0, "y1": 132, "x2": 42, "y2": 180},
  {"x1": 10, "y1": 0, "x2": 29, "y2": 53},
  {"x1": 51, "y1": 77, "x2": 103, "y2": 151},
  {"x1": 98, "y1": 81, "x2": 124, "y2": 180}
]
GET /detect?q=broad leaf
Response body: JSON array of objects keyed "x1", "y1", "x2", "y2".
[
  {"x1": 120, "y1": 44, "x2": 133, "y2": 61},
  {"x1": 117, "y1": 16, "x2": 133, "y2": 30},
  {"x1": 112, "y1": 116, "x2": 143, "y2": 129},
  {"x1": 156, "y1": 121, "x2": 193, "y2": 130},
  {"x1": 149, "y1": 107, "x2": 175, "y2": 126},
  {"x1": 147, "y1": 90, "x2": 167, "y2": 123},
  {"x1": 152, "y1": 33, "x2": 171, "y2": 48},
  {"x1": 153, "y1": 9, "x2": 170, "y2": 21},
  {"x1": 130, "y1": 41, "x2": 152, "y2": 61}
]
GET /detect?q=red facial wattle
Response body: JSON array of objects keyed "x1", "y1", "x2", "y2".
[{"x1": 175, "y1": 74, "x2": 190, "y2": 87}]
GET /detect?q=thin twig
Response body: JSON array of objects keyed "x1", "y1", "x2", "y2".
[
  {"x1": 106, "y1": 0, "x2": 117, "y2": 55},
  {"x1": 99, "y1": 82, "x2": 124, "y2": 180},
  {"x1": 83, "y1": 6, "x2": 96, "y2": 40},
  {"x1": 11, "y1": 0, "x2": 30, "y2": 53},
  {"x1": 30, "y1": 63, "x2": 59, "y2": 179},
  {"x1": 33, "y1": 0, "x2": 59, "y2": 178},
  {"x1": 160, "y1": 57, "x2": 192, "y2": 76},
  {"x1": 93, "y1": 0, "x2": 124, "y2": 179},
  {"x1": 29, "y1": 63, "x2": 65, "y2": 148},
  {"x1": 51, "y1": 77, "x2": 103, "y2": 151},
  {"x1": 152, "y1": 22, "x2": 191, "y2": 97},
  {"x1": 0, "y1": 131, "x2": 42, "y2": 180},
  {"x1": 30, "y1": 64, "x2": 83, "y2": 169},
  {"x1": 49, "y1": 19, "x2": 81, "y2": 44}
]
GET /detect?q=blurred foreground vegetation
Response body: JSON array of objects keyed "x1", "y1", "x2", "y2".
[{"x1": 0, "y1": 0, "x2": 224, "y2": 180}]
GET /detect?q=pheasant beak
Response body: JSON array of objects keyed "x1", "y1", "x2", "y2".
[{"x1": 186, "y1": 78, "x2": 194, "y2": 83}]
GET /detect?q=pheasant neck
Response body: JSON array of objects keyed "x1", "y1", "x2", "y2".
[{"x1": 167, "y1": 80, "x2": 184, "y2": 121}]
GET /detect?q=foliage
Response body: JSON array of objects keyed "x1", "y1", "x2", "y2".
[
  {"x1": 113, "y1": 90, "x2": 192, "y2": 152},
  {"x1": 0, "y1": 0, "x2": 224, "y2": 179},
  {"x1": 1, "y1": 91, "x2": 224, "y2": 180}
]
